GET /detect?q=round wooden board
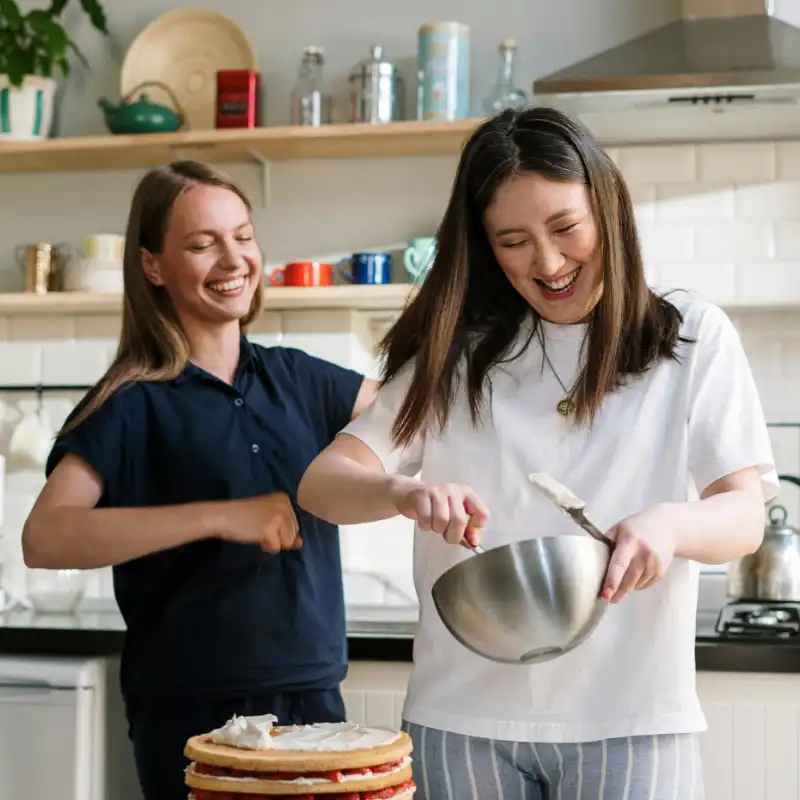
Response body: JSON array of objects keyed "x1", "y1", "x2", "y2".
[
  {"x1": 184, "y1": 730, "x2": 412, "y2": 773},
  {"x1": 186, "y1": 764, "x2": 413, "y2": 796}
]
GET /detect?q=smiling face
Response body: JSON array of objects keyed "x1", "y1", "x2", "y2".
[
  {"x1": 483, "y1": 172, "x2": 603, "y2": 325},
  {"x1": 141, "y1": 183, "x2": 262, "y2": 329}
]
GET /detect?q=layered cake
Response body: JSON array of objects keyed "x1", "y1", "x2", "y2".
[{"x1": 185, "y1": 714, "x2": 415, "y2": 799}]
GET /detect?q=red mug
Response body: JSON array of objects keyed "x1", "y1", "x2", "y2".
[{"x1": 269, "y1": 261, "x2": 332, "y2": 287}]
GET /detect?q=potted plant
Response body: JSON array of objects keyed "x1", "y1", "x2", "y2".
[{"x1": 0, "y1": 0, "x2": 108, "y2": 139}]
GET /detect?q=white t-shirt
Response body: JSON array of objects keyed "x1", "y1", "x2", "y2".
[{"x1": 342, "y1": 290, "x2": 777, "y2": 744}]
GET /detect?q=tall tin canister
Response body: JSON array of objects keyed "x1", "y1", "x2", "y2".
[{"x1": 417, "y1": 22, "x2": 470, "y2": 121}]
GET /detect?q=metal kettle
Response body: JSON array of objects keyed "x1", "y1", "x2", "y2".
[{"x1": 727, "y1": 474, "x2": 800, "y2": 602}]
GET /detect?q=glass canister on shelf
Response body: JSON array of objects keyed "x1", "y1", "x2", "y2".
[
  {"x1": 416, "y1": 22, "x2": 470, "y2": 122},
  {"x1": 483, "y1": 39, "x2": 528, "y2": 115},
  {"x1": 348, "y1": 44, "x2": 404, "y2": 124},
  {"x1": 290, "y1": 46, "x2": 332, "y2": 127}
]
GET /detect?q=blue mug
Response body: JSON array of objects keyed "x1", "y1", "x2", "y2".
[{"x1": 339, "y1": 251, "x2": 392, "y2": 285}]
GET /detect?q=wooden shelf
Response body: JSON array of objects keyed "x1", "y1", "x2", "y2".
[
  {"x1": 0, "y1": 120, "x2": 481, "y2": 175},
  {"x1": 0, "y1": 284, "x2": 416, "y2": 314},
  {"x1": 0, "y1": 286, "x2": 795, "y2": 317}
]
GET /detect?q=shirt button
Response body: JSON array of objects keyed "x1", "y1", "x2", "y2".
[
  {"x1": 234, "y1": 398, "x2": 244, "y2": 407},
  {"x1": 251, "y1": 444, "x2": 260, "y2": 453}
]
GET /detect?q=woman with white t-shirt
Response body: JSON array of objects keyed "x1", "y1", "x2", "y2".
[{"x1": 297, "y1": 107, "x2": 775, "y2": 798}]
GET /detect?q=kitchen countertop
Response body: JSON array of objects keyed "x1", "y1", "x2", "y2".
[
  {"x1": 2, "y1": 605, "x2": 800, "y2": 673},
  {"x1": 0, "y1": 604, "x2": 419, "y2": 662}
]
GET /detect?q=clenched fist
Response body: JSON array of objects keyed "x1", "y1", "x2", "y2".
[{"x1": 221, "y1": 493, "x2": 301, "y2": 553}]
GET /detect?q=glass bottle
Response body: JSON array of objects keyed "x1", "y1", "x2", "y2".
[
  {"x1": 290, "y1": 46, "x2": 332, "y2": 126},
  {"x1": 482, "y1": 39, "x2": 528, "y2": 115}
]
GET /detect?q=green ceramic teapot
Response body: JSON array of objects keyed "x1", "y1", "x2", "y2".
[{"x1": 98, "y1": 81, "x2": 185, "y2": 135}]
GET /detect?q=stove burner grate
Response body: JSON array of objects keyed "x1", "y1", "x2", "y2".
[{"x1": 716, "y1": 602, "x2": 800, "y2": 639}]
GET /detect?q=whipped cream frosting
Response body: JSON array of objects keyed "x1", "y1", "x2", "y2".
[
  {"x1": 528, "y1": 472, "x2": 584, "y2": 511},
  {"x1": 207, "y1": 716, "x2": 402, "y2": 752},
  {"x1": 188, "y1": 755, "x2": 412, "y2": 785},
  {"x1": 209, "y1": 714, "x2": 278, "y2": 750},
  {"x1": 270, "y1": 721, "x2": 402, "y2": 751}
]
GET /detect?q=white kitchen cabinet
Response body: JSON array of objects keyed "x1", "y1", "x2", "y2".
[
  {"x1": 0, "y1": 656, "x2": 106, "y2": 800},
  {"x1": 342, "y1": 662, "x2": 800, "y2": 800},
  {"x1": 696, "y1": 671, "x2": 800, "y2": 800},
  {"x1": 0, "y1": 654, "x2": 141, "y2": 800}
]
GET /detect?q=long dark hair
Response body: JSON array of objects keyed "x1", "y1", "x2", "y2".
[
  {"x1": 60, "y1": 161, "x2": 263, "y2": 436},
  {"x1": 381, "y1": 106, "x2": 690, "y2": 447}
]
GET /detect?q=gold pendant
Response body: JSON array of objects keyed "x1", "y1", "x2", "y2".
[{"x1": 557, "y1": 398, "x2": 574, "y2": 416}]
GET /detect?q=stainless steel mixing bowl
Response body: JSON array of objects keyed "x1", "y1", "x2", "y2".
[{"x1": 431, "y1": 536, "x2": 610, "y2": 664}]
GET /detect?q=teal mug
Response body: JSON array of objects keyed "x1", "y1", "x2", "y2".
[{"x1": 403, "y1": 237, "x2": 437, "y2": 283}]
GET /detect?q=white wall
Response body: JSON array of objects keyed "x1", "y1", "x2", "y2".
[{"x1": 613, "y1": 139, "x2": 800, "y2": 522}]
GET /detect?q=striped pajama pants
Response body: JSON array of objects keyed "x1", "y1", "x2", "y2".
[{"x1": 402, "y1": 722, "x2": 704, "y2": 800}]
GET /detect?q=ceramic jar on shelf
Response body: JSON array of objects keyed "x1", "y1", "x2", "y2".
[{"x1": 64, "y1": 234, "x2": 124, "y2": 293}]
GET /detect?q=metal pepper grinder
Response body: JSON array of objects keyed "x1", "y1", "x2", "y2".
[{"x1": 348, "y1": 44, "x2": 404, "y2": 124}]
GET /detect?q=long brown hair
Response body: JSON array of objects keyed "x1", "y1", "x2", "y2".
[
  {"x1": 61, "y1": 160, "x2": 263, "y2": 435},
  {"x1": 382, "y1": 106, "x2": 690, "y2": 447}
]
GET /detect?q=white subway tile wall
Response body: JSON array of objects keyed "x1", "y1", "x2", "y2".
[{"x1": 0, "y1": 139, "x2": 799, "y2": 605}]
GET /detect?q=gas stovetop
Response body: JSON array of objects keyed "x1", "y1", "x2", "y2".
[{"x1": 716, "y1": 602, "x2": 800, "y2": 640}]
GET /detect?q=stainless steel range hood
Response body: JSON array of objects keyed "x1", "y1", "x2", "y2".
[{"x1": 533, "y1": 0, "x2": 800, "y2": 144}]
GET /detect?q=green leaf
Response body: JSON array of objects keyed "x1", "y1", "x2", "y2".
[
  {"x1": 37, "y1": 56, "x2": 52, "y2": 77},
  {"x1": 56, "y1": 54, "x2": 69, "y2": 77},
  {"x1": 27, "y1": 11, "x2": 69, "y2": 60},
  {"x1": 48, "y1": 0, "x2": 70, "y2": 15},
  {"x1": 0, "y1": 27, "x2": 13, "y2": 49},
  {"x1": 6, "y1": 50, "x2": 30, "y2": 86},
  {"x1": 78, "y1": 0, "x2": 107, "y2": 34},
  {"x1": 66, "y1": 38, "x2": 87, "y2": 68},
  {"x1": 0, "y1": 0, "x2": 22, "y2": 28}
]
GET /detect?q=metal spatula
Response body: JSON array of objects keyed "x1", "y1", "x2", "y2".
[{"x1": 528, "y1": 472, "x2": 614, "y2": 548}]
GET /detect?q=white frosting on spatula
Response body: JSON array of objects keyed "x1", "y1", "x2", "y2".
[{"x1": 528, "y1": 472, "x2": 585, "y2": 511}]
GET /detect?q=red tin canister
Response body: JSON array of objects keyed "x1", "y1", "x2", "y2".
[{"x1": 216, "y1": 70, "x2": 261, "y2": 128}]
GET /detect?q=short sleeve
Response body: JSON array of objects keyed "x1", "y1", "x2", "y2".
[
  {"x1": 45, "y1": 389, "x2": 128, "y2": 505},
  {"x1": 686, "y1": 305, "x2": 777, "y2": 502},
  {"x1": 285, "y1": 348, "x2": 364, "y2": 442},
  {"x1": 340, "y1": 363, "x2": 423, "y2": 477}
]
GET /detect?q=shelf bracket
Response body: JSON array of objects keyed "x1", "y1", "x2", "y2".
[{"x1": 247, "y1": 149, "x2": 272, "y2": 208}]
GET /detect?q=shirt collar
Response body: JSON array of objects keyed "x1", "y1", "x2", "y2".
[{"x1": 174, "y1": 334, "x2": 256, "y2": 386}]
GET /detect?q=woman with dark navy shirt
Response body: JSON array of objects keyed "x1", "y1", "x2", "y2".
[{"x1": 21, "y1": 161, "x2": 377, "y2": 800}]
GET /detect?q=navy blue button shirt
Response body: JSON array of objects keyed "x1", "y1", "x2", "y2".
[{"x1": 46, "y1": 337, "x2": 364, "y2": 704}]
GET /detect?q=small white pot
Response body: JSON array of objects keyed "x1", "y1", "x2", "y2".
[{"x1": 0, "y1": 75, "x2": 57, "y2": 139}]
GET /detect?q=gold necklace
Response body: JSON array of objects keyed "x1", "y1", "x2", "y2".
[{"x1": 537, "y1": 327, "x2": 586, "y2": 417}]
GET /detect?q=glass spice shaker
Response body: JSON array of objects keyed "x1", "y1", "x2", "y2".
[
  {"x1": 482, "y1": 39, "x2": 528, "y2": 115},
  {"x1": 290, "y1": 45, "x2": 333, "y2": 126}
]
